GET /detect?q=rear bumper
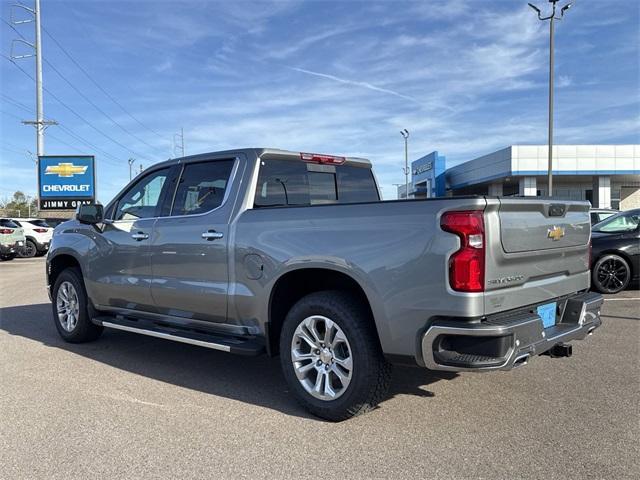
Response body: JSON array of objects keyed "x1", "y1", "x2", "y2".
[
  {"x1": 421, "y1": 291, "x2": 603, "y2": 372},
  {"x1": 0, "y1": 241, "x2": 23, "y2": 255},
  {"x1": 33, "y1": 238, "x2": 50, "y2": 252},
  {"x1": 0, "y1": 244, "x2": 15, "y2": 255}
]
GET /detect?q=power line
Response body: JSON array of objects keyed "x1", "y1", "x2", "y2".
[
  {"x1": 0, "y1": 93, "x2": 33, "y2": 113},
  {"x1": 0, "y1": 93, "x2": 121, "y2": 164},
  {"x1": 0, "y1": 18, "x2": 167, "y2": 157},
  {"x1": 43, "y1": 58, "x2": 163, "y2": 158},
  {"x1": 1, "y1": 145, "x2": 27, "y2": 155},
  {"x1": 42, "y1": 25, "x2": 166, "y2": 141},
  {"x1": 0, "y1": 109, "x2": 25, "y2": 121},
  {"x1": 2, "y1": 53, "x2": 153, "y2": 163},
  {"x1": 3, "y1": 19, "x2": 160, "y2": 160}
]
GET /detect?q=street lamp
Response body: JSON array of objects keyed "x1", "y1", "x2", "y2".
[
  {"x1": 528, "y1": 0, "x2": 572, "y2": 197},
  {"x1": 128, "y1": 158, "x2": 135, "y2": 181},
  {"x1": 400, "y1": 129, "x2": 410, "y2": 199}
]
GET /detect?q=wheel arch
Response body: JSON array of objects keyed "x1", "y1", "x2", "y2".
[
  {"x1": 48, "y1": 252, "x2": 84, "y2": 290},
  {"x1": 266, "y1": 267, "x2": 382, "y2": 356}
]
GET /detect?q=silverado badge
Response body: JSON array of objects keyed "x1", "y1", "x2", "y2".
[{"x1": 547, "y1": 225, "x2": 566, "y2": 241}]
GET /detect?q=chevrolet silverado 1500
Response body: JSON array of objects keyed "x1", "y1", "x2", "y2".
[{"x1": 47, "y1": 148, "x2": 602, "y2": 421}]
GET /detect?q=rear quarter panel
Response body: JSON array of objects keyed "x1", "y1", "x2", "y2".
[{"x1": 232, "y1": 198, "x2": 487, "y2": 357}]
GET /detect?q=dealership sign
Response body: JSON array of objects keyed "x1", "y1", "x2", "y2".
[
  {"x1": 38, "y1": 155, "x2": 95, "y2": 210},
  {"x1": 413, "y1": 161, "x2": 433, "y2": 176}
]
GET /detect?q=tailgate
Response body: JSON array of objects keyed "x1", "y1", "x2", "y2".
[
  {"x1": 498, "y1": 198, "x2": 590, "y2": 252},
  {"x1": 483, "y1": 198, "x2": 591, "y2": 316}
]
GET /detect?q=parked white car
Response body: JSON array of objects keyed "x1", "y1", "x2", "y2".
[
  {"x1": 10, "y1": 218, "x2": 53, "y2": 257},
  {"x1": 0, "y1": 218, "x2": 25, "y2": 261}
]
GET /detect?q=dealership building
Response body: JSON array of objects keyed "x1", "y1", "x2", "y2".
[{"x1": 399, "y1": 145, "x2": 640, "y2": 210}]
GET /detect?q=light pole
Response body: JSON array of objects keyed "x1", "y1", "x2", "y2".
[
  {"x1": 128, "y1": 158, "x2": 135, "y2": 181},
  {"x1": 400, "y1": 129, "x2": 410, "y2": 199},
  {"x1": 528, "y1": 0, "x2": 572, "y2": 197}
]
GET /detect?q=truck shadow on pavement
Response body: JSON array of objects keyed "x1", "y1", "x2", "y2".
[{"x1": 0, "y1": 303, "x2": 458, "y2": 420}]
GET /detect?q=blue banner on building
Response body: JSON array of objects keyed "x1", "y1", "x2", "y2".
[{"x1": 38, "y1": 155, "x2": 95, "y2": 210}]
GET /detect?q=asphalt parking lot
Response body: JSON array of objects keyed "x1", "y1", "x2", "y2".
[{"x1": 1, "y1": 257, "x2": 638, "y2": 479}]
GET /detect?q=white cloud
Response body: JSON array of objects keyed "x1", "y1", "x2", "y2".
[
  {"x1": 154, "y1": 59, "x2": 173, "y2": 73},
  {"x1": 288, "y1": 67, "x2": 419, "y2": 104},
  {"x1": 557, "y1": 75, "x2": 572, "y2": 88}
]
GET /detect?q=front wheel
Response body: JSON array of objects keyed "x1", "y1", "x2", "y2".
[
  {"x1": 0, "y1": 254, "x2": 16, "y2": 261},
  {"x1": 279, "y1": 290, "x2": 391, "y2": 421},
  {"x1": 51, "y1": 267, "x2": 103, "y2": 342},
  {"x1": 592, "y1": 254, "x2": 631, "y2": 294}
]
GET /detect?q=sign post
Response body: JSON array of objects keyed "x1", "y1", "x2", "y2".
[{"x1": 38, "y1": 155, "x2": 96, "y2": 211}]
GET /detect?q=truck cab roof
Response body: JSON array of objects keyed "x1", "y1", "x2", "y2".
[{"x1": 155, "y1": 148, "x2": 372, "y2": 169}]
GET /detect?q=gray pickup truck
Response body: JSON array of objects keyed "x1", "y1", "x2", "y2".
[{"x1": 47, "y1": 148, "x2": 603, "y2": 421}]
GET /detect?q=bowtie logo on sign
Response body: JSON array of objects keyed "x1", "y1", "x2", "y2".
[{"x1": 45, "y1": 163, "x2": 88, "y2": 177}]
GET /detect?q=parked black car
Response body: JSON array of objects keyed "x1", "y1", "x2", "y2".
[{"x1": 591, "y1": 208, "x2": 640, "y2": 294}]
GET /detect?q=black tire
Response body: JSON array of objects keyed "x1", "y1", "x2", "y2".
[
  {"x1": 18, "y1": 239, "x2": 37, "y2": 258},
  {"x1": 0, "y1": 254, "x2": 15, "y2": 261},
  {"x1": 279, "y1": 290, "x2": 392, "y2": 421},
  {"x1": 592, "y1": 254, "x2": 631, "y2": 294},
  {"x1": 51, "y1": 267, "x2": 103, "y2": 342}
]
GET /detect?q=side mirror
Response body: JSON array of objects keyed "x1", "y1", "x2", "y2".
[{"x1": 76, "y1": 204, "x2": 103, "y2": 225}]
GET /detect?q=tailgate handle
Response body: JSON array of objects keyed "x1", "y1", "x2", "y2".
[{"x1": 549, "y1": 204, "x2": 565, "y2": 217}]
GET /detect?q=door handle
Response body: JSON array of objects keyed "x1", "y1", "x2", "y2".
[
  {"x1": 131, "y1": 232, "x2": 149, "y2": 241},
  {"x1": 202, "y1": 230, "x2": 224, "y2": 241}
]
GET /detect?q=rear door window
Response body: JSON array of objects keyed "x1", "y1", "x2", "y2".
[
  {"x1": 254, "y1": 158, "x2": 378, "y2": 207},
  {"x1": 170, "y1": 159, "x2": 235, "y2": 216}
]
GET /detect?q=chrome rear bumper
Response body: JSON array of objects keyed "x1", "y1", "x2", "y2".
[{"x1": 421, "y1": 291, "x2": 603, "y2": 372}]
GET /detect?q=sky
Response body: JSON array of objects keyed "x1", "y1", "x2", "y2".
[{"x1": 1, "y1": 0, "x2": 639, "y2": 203}]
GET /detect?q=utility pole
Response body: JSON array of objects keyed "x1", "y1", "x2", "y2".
[
  {"x1": 528, "y1": 0, "x2": 572, "y2": 197},
  {"x1": 11, "y1": 0, "x2": 56, "y2": 211},
  {"x1": 34, "y1": 0, "x2": 43, "y2": 156},
  {"x1": 400, "y1": 129, "x2": 410, "y2": 199},
  {"x1": 128, "y1": 158, "x2": 136, "y2": 181},
  {"x1": 173, "y1": 128, "x2": 185, "y2": 158}
]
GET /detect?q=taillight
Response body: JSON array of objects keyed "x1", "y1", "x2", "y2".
[
  {"x1": 441, "y1": 210, "x2": 485, "y2": 292},
  {"x1": 0, "y1": 228, "x2": 14, "y2": 234},
  {"x1": 300, "y1": 152, "x2": 346, "y2": 165},
  {"x1": 33, "y1": 228, "x2": 48, "y2": 233}
]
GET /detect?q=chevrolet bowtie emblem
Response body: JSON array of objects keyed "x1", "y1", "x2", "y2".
[
  {"x1": 547, "y1": 225, "x2": 566, "y2": 241},
  {"x1": 45, "y1": 163, "x2": 88, "y2": 177}
]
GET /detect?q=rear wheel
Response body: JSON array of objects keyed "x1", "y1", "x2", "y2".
[
  {"x1": 52, "y1": 268, "x2": 103, "y2": 342},
  {"x1": 592, "y1": 254, "x2": 631, "y2": 294},
  {"x1": 279, "y1": 290, "x2": 391, "y2": 421},
  {"x1": 18, "y1": 239, "x2": 37, "y2": 258}
]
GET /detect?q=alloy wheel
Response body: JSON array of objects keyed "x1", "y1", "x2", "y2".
[
  {"x1": 596, "y1": 257, "x2": 629, "y2": 293},
  {"x1": 290, "y1": 315, "x2": 353, "y2": 401},
  {"x1": 20, "y1": 241, "x2": 37, "y2": 258},
  {"x1": 56, "y1": 281, "x2": 80, "y2": 332}
]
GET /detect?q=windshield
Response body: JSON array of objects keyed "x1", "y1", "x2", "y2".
[{"x1": 593, "y1": 210, "x2": 640, "y2": 233}]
